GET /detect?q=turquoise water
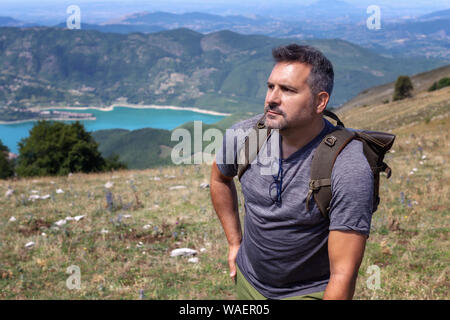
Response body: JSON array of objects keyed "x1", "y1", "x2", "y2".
[{"x1": 0, "y1": 107, "x2": 225, "y2": 154}]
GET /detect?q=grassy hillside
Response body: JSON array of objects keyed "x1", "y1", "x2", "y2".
[
  {"x1": 92, "y1": 128, "x2": 175, "y2": 170},
  {"x1": 340, "y1": 64, "x2": 450, "y2": 111},
  {"x1": 335, "y1": 87, "x2": 449, "y2": 299},
  {"x1": 89, "y1": 112, "x2": 249, "y2": 169},
  {"x1": 0, "y1": 86, "x2": 448, "y2": 300},
  {"x1": 0, "y1": 26, "x2": 446, "y2": 122}
]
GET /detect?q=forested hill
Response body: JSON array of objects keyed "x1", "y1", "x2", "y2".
[{"x1": 0, "y1": 27, "x2": 445, "y2": 117}]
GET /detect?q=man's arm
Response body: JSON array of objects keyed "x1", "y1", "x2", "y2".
[
  {"x1": 323, "y1": 230, "x2": 367, "y2": 300},
  {"x1": 210, "y1": 160, "x2": 242, "y2": 282}
]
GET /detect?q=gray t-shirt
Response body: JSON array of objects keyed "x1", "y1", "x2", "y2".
[{"x1": 216, "y1": 113, "x2": 374, "y2": 299}]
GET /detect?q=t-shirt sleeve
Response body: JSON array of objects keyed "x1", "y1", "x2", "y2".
[
  {"x1": 215, "y1": 122, "x2": 247, "y2": 178},
  {"x1": 328, "y1": 139, "x2": 374, "y2": 236}
]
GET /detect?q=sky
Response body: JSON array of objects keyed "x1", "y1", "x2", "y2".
[{"x1": 1, "y1": 0, "x2": 449, "y2": 24}]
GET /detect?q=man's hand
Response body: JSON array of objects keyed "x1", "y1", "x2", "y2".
[
  {"x1": 210, "y1": 160, "x2": 242, "y2": 282},
  {"x1": 323, "y1": 230, "x2": 367, "y2": 300},
  {"x1": 228, "y1": 244, "x2": 240, "y2": 282}
]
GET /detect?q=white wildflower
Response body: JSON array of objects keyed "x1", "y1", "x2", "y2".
[
  {"x1": 5, "y1": 188, "x2": 14, "y2": 198},
  {"x1": 104, "y1": 181, "x2": 114, "y2": 189}
]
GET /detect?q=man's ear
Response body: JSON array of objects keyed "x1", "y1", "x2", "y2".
[{"x1": 315, "y1": 91, "x2": 330, "y2": 114}]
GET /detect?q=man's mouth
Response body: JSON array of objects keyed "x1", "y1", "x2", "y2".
[{"x1": 267, "y1": 110, "x2": 281, "y2": 116}]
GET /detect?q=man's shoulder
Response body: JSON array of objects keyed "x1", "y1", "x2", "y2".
[
  {"x1": 328, "y1": 134, "x2": 374, "y2": 234},
  {"x1": 332, "y1": 137, "x2": 372, "y2": 180}
]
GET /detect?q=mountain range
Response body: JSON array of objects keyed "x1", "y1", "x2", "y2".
[
  {"x1": 59, "y1": 8, "x2": 450, "y2": 59},
  {"x1": 0, "y1": 26, "x2": 446, "y2": 122},
  {"x1": 2, "y1": 4, "x2": 449, "y2": 59},
  {"x1": 0, "y1": 16, "x2": 23, "y2": 27}
]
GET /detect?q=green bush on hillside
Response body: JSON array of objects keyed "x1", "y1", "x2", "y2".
[
  {"x1": 428, "y1": 77, "x2": 450, "y2": 92},
  {"x1": 16, "y1": 120, "x2": 126, "y2": 177},
  {"x1": 0, "y1": 139, "x2": 15, "y2": 179},
  {"x1": 393, "y1": 75, "x2": 414, "y2": 101}
]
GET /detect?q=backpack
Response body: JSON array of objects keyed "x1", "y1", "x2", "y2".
[{"x1": 236, "y1": 110, "x2": 396, "y2": 219}]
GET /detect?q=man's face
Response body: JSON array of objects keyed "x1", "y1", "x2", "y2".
[{"x1": 264, "y1": 62, "x2": 316, "y2": 130}]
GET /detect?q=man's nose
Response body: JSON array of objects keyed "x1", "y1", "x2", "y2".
[{"x1": 267, "y1": 86, "x2": 281, "y2": 106}]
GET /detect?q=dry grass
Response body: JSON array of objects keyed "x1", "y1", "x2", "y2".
[
  {"x1": 0, "y1": 166, "x2": 235, "y2": 299},
  {"x1": 338, "y1": 88, "x2": 449, "y2": 299}
]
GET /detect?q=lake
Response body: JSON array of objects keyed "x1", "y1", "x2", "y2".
[{"x1": 0, "y1": 107, "x2": 226, "y2": 154}]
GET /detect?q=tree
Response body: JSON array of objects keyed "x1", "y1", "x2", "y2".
[
  {"x1": 393, "y1": 76, "x2": 414, "y2": 101},
  {"x1": 16, "y1": 120, "x2": 126, "y2": 177},
  {"x1": 0, "y1": 139, "x2": 14, "y2": 179}
]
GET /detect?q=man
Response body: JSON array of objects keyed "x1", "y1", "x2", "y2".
[{"x1": 210, "y1": 44, "x2": 374, "y2": 300}]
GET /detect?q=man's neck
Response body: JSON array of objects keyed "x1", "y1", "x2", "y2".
[{"x1": 280, "y1": 117, "x2": 325, "y2": 159}]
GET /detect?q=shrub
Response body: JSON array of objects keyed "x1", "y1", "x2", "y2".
[
  {"x1": 0, "y1": 139, "x2": 14, "y2": 179},
  {"x1": 428, "y1": 77, "x2": 450, "y2": 92},
  {"x1": 393, "y1": 76, "x2": 414, "y2": 101},
  {"x1": 16, "y1": 120, "x2": 126, "y2": 177}
]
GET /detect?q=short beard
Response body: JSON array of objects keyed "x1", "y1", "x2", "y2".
[
  {"x1": 264, "y1": 98, "x2": 316, "y2": 132},
  {"x1": 263, "y1": 106, "x2": 288, "y2": 130},
  {"x1": 264, "y1": 115, "x2": 288, "y2": 130}
]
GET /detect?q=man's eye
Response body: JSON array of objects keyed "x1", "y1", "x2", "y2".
[{"x1": 282, "y1": 87, "x2": 292, "y2": 92}]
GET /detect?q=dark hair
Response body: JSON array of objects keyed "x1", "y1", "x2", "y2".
[{"x1": 272, "y1": 44, "x2": 334, "y2": 96}]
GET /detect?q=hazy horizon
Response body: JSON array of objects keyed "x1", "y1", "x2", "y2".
[{"x1": 1, "y1": 0, "x2": 449, "y2": 25}]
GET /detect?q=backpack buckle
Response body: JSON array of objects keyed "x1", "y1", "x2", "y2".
[
  {"x1": 324, "y1": 136, "x2": 337, "y2": 147},
  {"x1": 309, "y1": 180, "x2": 320, "y2": 191},
  {"x1": 257, "y1": 122, "x2": 266, "y2": 129}
]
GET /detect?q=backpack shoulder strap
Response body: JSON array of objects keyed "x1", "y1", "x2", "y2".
[
  {"x1": 307, "y1": 126, "x2": 356, "y2": 218},
  {"x1": 237, "y1": 114, "x2": 271, "y2": 180}
]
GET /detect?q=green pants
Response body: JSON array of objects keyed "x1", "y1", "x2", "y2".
[{"x1": 236, "y1": 265, "x2": 324, "y2": 300}]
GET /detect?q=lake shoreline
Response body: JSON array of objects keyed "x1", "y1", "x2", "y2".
[
  {"x1": 0, "y1": 104, "x2": 231, "y2": 124},
  {"x1": 35, "y1": 104, "x2": 231, "y2": 116},
  {"x1": 0, "y1": 117, "x2": 97, "y2": 125}
]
